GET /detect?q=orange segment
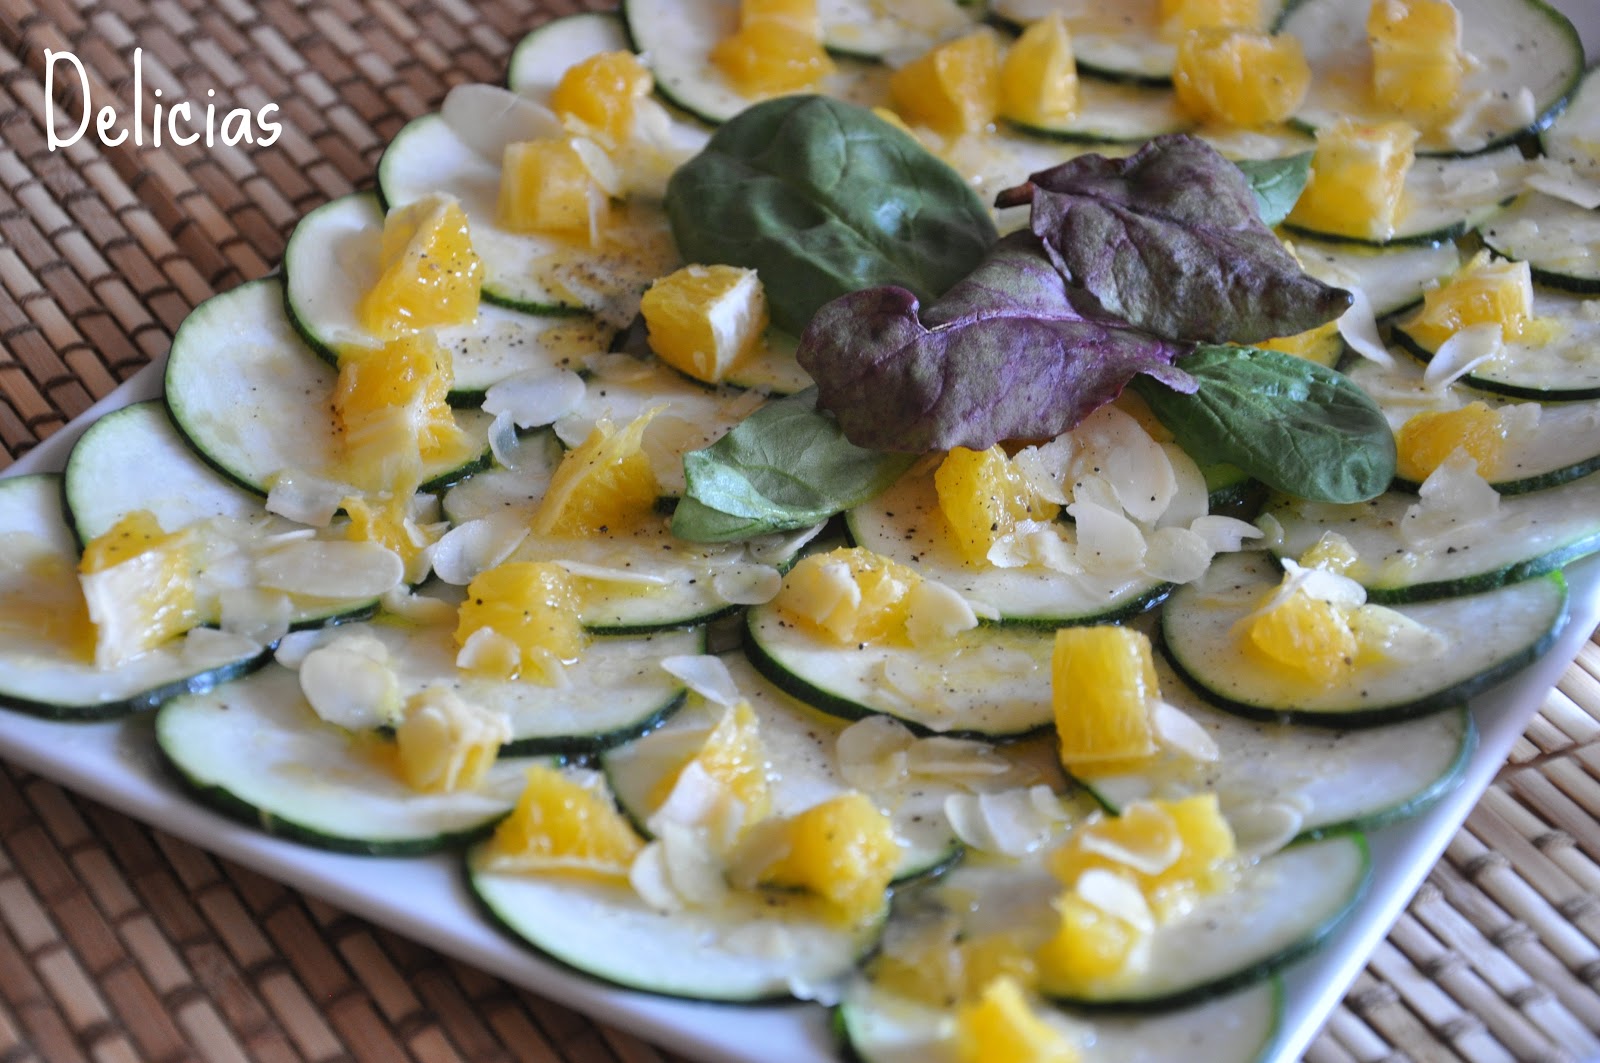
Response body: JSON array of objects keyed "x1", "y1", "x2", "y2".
[
  {"x1": 549, "y1": 51, "x2": 653, "y2": 147},
  {"x1": 333, "y1": 332, "x2": 469, "y2": 493},
  {"x1": 1395, "y1": 402, "x2": 1506, "y2": 482},
  {"x1": 1051, "y1": 626, "x2": 1159, "y2": 767},
  {"x1": 1158, "y1": 0, "x2": 1263, "y2": 33},
  {"x1": 759, "y1": 791, "x2": 898, "y2": 924},
  {"x1": 499, "y1": 137, "x2": 610, "y2": 240},
  {"x1": 710, "y1": 0, "x2": 831, "y2": 97},
  {"x1": 640, "y1": 264, "x2": 769, "y2": 383},
  {"x1": 1287, "y1": 119, "x2": 1418, "y2": 241},
  {"x1": 1245, "y1": 589, "x2": 1359, "y2": 686},
  {"x1": 455, "y1": 561, "x2": 586, "y2": 683},
  {"x1": 357, "y1": 195, "x2": 482, "y2": 338},
  {"x1": 480, "y1": 765, "x2": 643, "y2": 878},
  {"x1": 1367, "y1": 0, "x2": 1464, "y2": 126},
  {"x1": 1034, "y1": 891, "x2": 1147, "y2": 994},
  {"x1": 1049, "y1": 795, "x2": 1238, "y2": 915},
  {"x1": 999, "y1": 16, "x2": 1079, "y2": 128},
  {"x1": 889, "y1": 31, "x2": 1002, "y2": 137},
  {"x1": 1403, "y1": 252, "x2": 1540, "y2": 350},
  {"x1": 954, "y1": 978, "x2": 1082, "y2": 1063},
  {"x1": 532, "y1": 409, "x2": 661, "y2": 537},
  {"x1": 1172, "y1": 29, "x2": 1310, "y2": 128},
  {"x1": 78, "y1": 510, "x2": 202, "y2": 668},
  {"x1": 935, "y1": 445, "x2": 1059, "y2": 564},
  {"x1": 676, "y1": 699, "x2": 772, "y2": 824}
]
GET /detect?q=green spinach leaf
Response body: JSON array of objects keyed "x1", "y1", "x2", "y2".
[
  {"x1": 1234, "y1": 153, "x2": 1313, "y2": 227},
  {"x1": 672, "y1": 388, "x2": 917, "y2": 542},
  {"x1": 666, "y1": 96, "x2": 997, "y2": 335},
  {"x1": 1133, "y1": 345, "x2": 1395, "y2": 503}
]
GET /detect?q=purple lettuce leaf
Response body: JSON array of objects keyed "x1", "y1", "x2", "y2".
[
  {"x1": 796, "y1": 233, "x2": 1195, "y2": 452},
  {"x1": 1004, "y1": 135, "x2": 1352, "y2": 345}
]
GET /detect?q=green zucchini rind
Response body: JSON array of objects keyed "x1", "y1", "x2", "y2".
[
  {"x1": 845, "y1": 465, "x2": 1171, "y2": 626},
  {"x1": 987, "y1": 0, "x2": 1289, "y2": 86},
  {"x1": 1539, "y1": 60, "x2": 1600, "y2": 176},
  {"x1": 1478, "y1": 192, "x2": 1600, "y2": 295},
  {"x1": 507, "y1": 11, "x2": 633, "y2": 96},
  {"x1": 1040, "y1": 834, "x2": 1370, "y2": 1010},
  {"x1": 1264, "y1": 471, "x2": 1600, "y2": 602},
  {"x1": 818, "y1": 0, "x2": 976, "y2": 61},
  {"x1": 1003, "y1": 78, "x2": 1193, "y2": 144},
  {"x1": 163, "y1": 279, "x2": 494, "y2": 496},
  {"x1": 603, "y1": 653, "x2": 965, "y2": 882},
  {"x1": 1161, "y1": 552, "x2": 1568, "y2": 725},
  {"x1": 743, "y1": 604, "x2": 1057, "y2": 739},
  {"x1": 281, "y1": 193, "x2": 615, "y2": 401},
  {"x1": 1078, "y1": 658, "x2": 1476, "y2": 837},
  {"x1": 64, "y1": 400, "x2": 264, "y2": 545},
  {"x1": 156, "y1": 664, "x2": 547, "y2": 854},
  {"x1": 1291, "y1": 238, "x2": 1461, "y2": 319},
  {"x1": 1280, "y1": 147, "x2": 1525, "y2": 248},
  {"x1": 1343, "y1": 358, "x2": 1600, "y2": 496},
  {"x1": 837, "y1": 976, "x2": 1284, "y2": 1063},
  {"x1": 1278, "y1": 0, "x2": 1583, "y2": 157},
  {"x1": 63, "y1": 400, "x2": 385, "y2": 631},
  {"x1": 0, "y1": 474, "x2": 271, "y2": 721},
  {"x1": 470, "y1": 841, "x2": 886, "y2": 1002},
  {"x1": 1391, "y1": 285, "x2": 1600, "y2": 401},
  {"x1": 884, "y1": 833, "x2": 1369, "y2": 1012},
  {"x1": 282, "y1": 617, "x2": 700, "y2": 755}
]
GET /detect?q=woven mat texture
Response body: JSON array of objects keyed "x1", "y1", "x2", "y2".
[{"x1": 0, "y1": 1, "x2": 1597, "y2": 1060}]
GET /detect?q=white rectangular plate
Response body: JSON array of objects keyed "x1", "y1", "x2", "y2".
[{"x1": 4, "y1": 6, "x2": 1599, "y2": 1056}]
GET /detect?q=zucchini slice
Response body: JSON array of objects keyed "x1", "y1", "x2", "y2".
[
  {"x1": 285, "y1": 617, "x2": 699, "y2": 755},
  {"x1": 1161, "y1": 552, "x2": 1567, "y2": 724},
  {"x1": 1282, "y1": 147, "x2": 1526, "y2": 247},
  {"x1": 1540, "y1": 61, "x2": 1600, "y2": 177},
  {"x1": 609, "y1": 313, "x2": 813, "y2": 396},
  {"x1": 470, "y1": 845, "x2": 884, "y2": 1002},
  {"x1": 1263, "y1": 475, "x2": 1600, "y2": 602},
  {"x1": 440, "y1": 430, "x2": 565, "y2": 525},
  {"x1": 846, "y1": 464, "x2": 1169, "y2": 626},
  {"x1": 603, "y1": 653, "x2": 966, "y2": 880},
  {"x1": 890, "y1": 833, "x2": 1369, "y2": 1010},
  {"x1": 1279, "y1": 0, "x2": 1583, "y2": 156},
  {"x1": 1044, "y1": 834, "x2": 1370, "y2": 1008},
  {"x1": 1345, "y1": 357, "x2": 1600, "y2": 494},
  {"x1": 156, "y1": 664, "x2": 546, "y2": 854},
  {"x1": 1079, "y1": 657, "x2": 1475, "y2": 834},
  {"x1": 282, "y1": 193, "x2": 615, "y2": 399},
  {"x1": 63, "y1": 400, "x2": 385, "y2": 630},
  {"x1": 838, "y1": 977, "x2": 1283, "y2": 1063},
  {"x1": 819, "y1": 0, "x2": 976, "y2": 60},
  {"x1": 1291, "y1": 237, "x2": 1460, "y2": 318},
  {"x1": 163, "y1": 279, "x2": 494, "y2": 495},
  {"x1": 1479, "y1": 192, "x2": 1600, "y2": 294},
  {"x1": 1393, "y1": 285, "x2": 1600, "y2": 400},
  {"x1": 64, "y1": 401, "x2": 263, "y2": 544},
  {"x1": 620, "y1": 0, "x2": 892, "y2": 126},
  {"x1": 1004, "y1": 78, "x2": 1193, "y2": 144},
  {"x1": 378, "y1": 112, "x2": 681, "y2": 316},
  {"x1": 743, "y1": 603, "x2": 1057, "y2": 739},
  {"x1": 0, "y1": 475, "x2": 268, "y2": 721},
  {"x1": 507, "y1": 11, "x2": 632, "y2": 97},
  {"x1": 988, "y1": 0, "x2": 1287, "y2": 85}
]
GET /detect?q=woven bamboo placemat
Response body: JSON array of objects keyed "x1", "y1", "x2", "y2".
[{"x1": 0, "y1": 1, "x2": 1597, "y2": 1060}]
